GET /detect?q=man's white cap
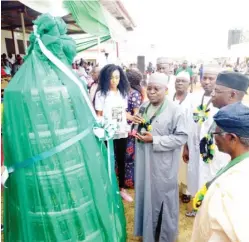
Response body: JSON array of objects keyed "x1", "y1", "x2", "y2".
[
  {"x1": 156, "y1": 57, "x2": 170, "y2": 65},
  {"x1": 176, "y1": 71, "x2": 190, "y2": 82},
  {"x1": 148, "y1": 72, "x2": 169, "y2": 87},
  {"x1": 203, "y1": 64, "x2": 223, "y2": 75}
]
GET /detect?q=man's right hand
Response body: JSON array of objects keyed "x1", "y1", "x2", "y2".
[
  {"x1": 133, "y1": 114, "x2": 144, "y2": 124},
  {"x1": 182, "y1": 144, "x2": 189, "y2": 163}
]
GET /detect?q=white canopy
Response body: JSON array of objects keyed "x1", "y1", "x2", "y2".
[
  {"x1": 19, "y1": 0, "x2": 69, "y2": 17},
  {"x1": 19, "y1": 0, "x2": 128, "y2": 41},
  {"x1": 101, "y1": 5, "x2": 127, "y2": 42}
]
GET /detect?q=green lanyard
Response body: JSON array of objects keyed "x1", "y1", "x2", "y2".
[
  {"x1": 143, "y1": 99, "x2": 168, "y2": 123},
  {"x1": 217, "y1": 152, "x2": 249, "y2": 176},
  {"x1": 207, "y1": 151, "x2": 249, "y2": 188}
]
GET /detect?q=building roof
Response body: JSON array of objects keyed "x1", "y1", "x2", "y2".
[
  {"x1": 101, "y1": 0, "x2": 136, "y2": 31},
  {"x1": 1, "y1": 1, "x2": 85, "y2": 34},
  {"x1": 1, "y1": 1, "x2": 135, "y2": 34}
]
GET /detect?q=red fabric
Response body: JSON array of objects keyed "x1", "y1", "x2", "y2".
[{"x1": 1, "y1": 67, "x2": 7, "y2": 76}]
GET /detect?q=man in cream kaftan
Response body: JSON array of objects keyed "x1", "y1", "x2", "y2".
[
  {"x1": 191, "y1": 156, "x2": 249, "y2": 241},
  {"x1": 191, "y1": 102, "x2": 249, "y2": 242}
]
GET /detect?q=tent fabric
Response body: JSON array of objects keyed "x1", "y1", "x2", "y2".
[
  {"x1": 74, "y1": 35, "x2": 111, "y2": 53},
  {"x1": 19, "y1": 0, "x2": 128, "y2": 52},
  {"x1": 20, "y1": 0, "x2": 129, "y2": 48},
  {"x1": 64, "y1": 0, "x2": 110, "y2": 36},
  {"x1": 101, "y1": 5, "x2": 127, "y2": 42}
]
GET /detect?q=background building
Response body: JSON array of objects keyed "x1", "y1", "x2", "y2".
[
  {"x1": 1, "y1": 0, "x2": 135, "y2": 65},
  {"x1": 228, "y1": 29, "x2": 249, "y2": 49}
]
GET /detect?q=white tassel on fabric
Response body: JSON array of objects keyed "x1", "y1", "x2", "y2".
[
  {"x1": 1, "y1": 166, "x2": 9, "y2": 187},
  {"x1": 33, "y1": 25, "x2": 97, "y2": 121},
  {"x1": 1, "y1": 26, "x2": 98, "y2": 186}
]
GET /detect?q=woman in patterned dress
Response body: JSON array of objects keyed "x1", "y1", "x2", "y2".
[{"x1": 125, "y1": 69, "x2": 143, "y2": 188}]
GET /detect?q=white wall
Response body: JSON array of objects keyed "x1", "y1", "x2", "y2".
[
  {"x1": 75, "y1": 40, "x2": 118, "y2": 66},
  {"x1": 1, "y1": 30, "x2": 30, "y2": 55}
]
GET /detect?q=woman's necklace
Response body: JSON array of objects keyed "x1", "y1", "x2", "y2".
[{"x1": 173, "y1": 92, "x2": 188, "y2": 105}]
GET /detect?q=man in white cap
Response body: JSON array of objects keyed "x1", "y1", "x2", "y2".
[
  {"x1": 133, "y1": 73, "x2": 188, "y2": 242},
  {"x1": 171, "y1": 71, "x2": 191, "y2": 104},
  {"x1": 183, "y1": 65, "x2": 230, "y2": 217},
  {"x1": 176, "y1": 60, "x2": 194, "y2": 92},
  {"x1": 156, "y1": 57, "x2": 176, "y2": 96},
  {"x1": 170, "y1": 71, "x2": 195, "y2": 204}
]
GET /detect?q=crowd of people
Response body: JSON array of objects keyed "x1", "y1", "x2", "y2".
[
  {"x1": 1, "y1": 53, "x2": 24, "y2": 100},
  {"x1": 1, "y1": 53, "x2": 23, "y2": 77},
  {"x1": 80, "y1": 57, "x2": 249, "y2": 241},
  {"x1": 71, "y1": 58, "x2": 95, "y2": 85},
  {"x1": 2, "y1": 53, "x2": 249, "y2": 241}
]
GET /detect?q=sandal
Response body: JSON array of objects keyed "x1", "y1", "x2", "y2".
[
  {"x1": 185, "y1": 211, "x2": 197, "y2": 217},
  {"x1": 181, "y1": 194, "x2": 191, "y2": 203}
]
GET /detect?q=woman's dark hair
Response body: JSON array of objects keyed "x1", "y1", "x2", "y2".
[
  {"x1": 98, "y1": 64, "x2": 129, "y2": 97},
  {"x1": 126, "y1": 69, "x2": 142, "y2": 94}
]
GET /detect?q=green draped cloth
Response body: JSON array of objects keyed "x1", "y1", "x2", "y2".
[{"x1": 3, "y1": 13, "x2": 126, "y2": 242}]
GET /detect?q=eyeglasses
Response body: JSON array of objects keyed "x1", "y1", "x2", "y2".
[
  {"x1": 212, "y1": 89, "x2": 232, "y2": 95},
  {"x1": 211, "y1": 131, "x2": 227, "y2": 136}
]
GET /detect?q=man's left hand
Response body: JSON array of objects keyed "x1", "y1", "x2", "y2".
[{"x1": 135, "y1": 132, "x2": 153, "y2": 143}]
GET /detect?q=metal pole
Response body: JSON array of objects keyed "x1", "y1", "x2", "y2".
[
  {"x1": 11, "y1": 28, "x2": 17, "y2": 55},
  {"x1": 97, "y1": 36, "x2": 101, "y2": 65},
  {"x1": 20, "y1": 12, "x2": 27, "y2": 52},
  {"x1": 97, "y1": 37, "x2": 100, "y2": 55},
  {"x1": 116, "y1": 42, "x2": 119, "y2": 58}
]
